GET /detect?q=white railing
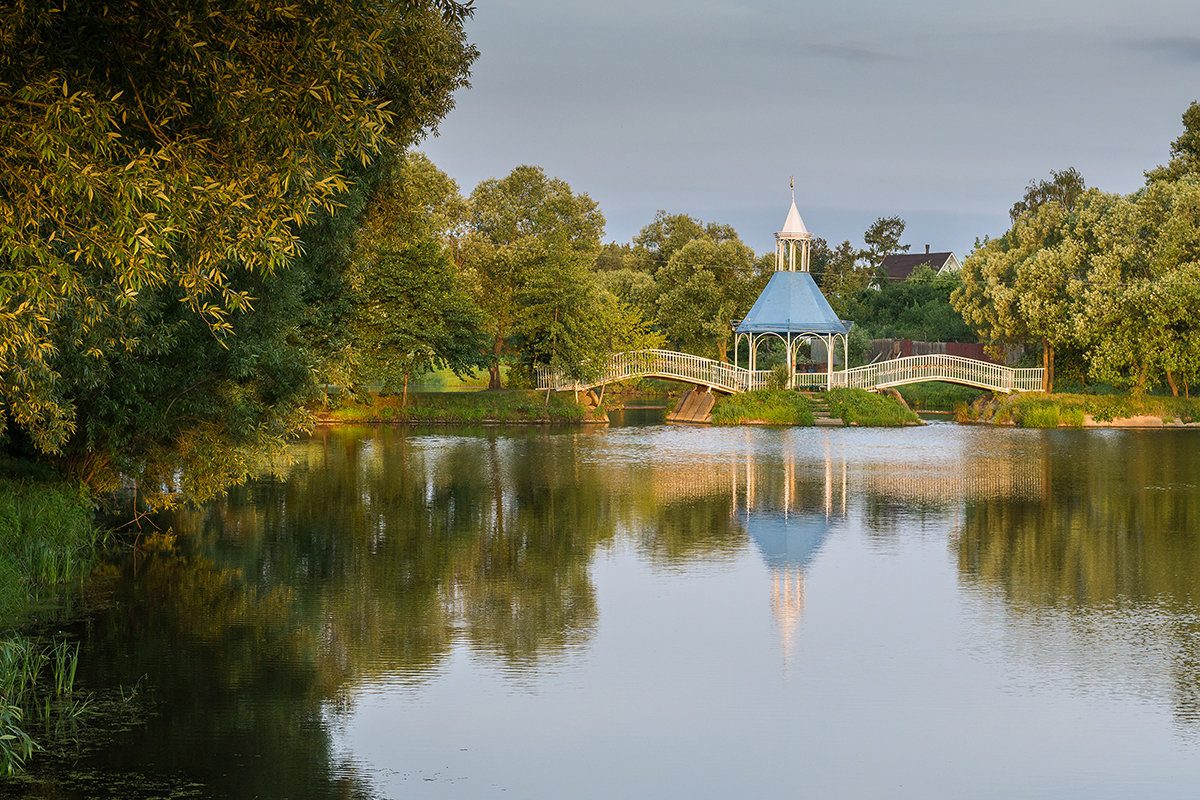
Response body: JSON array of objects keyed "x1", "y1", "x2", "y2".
[
  {"x1": 829, "y1": 354, "x2": 1043, "y2": 393},
  {"x1": 535, "y1": 349, "x2": 772, "y2": 393},
  {"x1": 535, "y1": 350, "x2": 1043, "y2": 395}
]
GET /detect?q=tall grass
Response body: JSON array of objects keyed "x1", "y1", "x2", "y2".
[
  {"x1": 0, "y1": 634, "x2": 87, "y2": 775},
  {"x1": 0, "y1": 480, "x2": 97, "y2": 622},
  {"x1": 826, "y1": 388, "x2": 919, "y2": 427},
  {"x1": 957, "y1": 392, "x2": 1200, "y2": 427},
  {"x1": 321, "y1": 390, "x2": 592, "y2": 424},
  {"x1": 711, "y1": 390, "x2": 814, "y2": 426},
  {"x1": 0, "y1": 478, "x2": 97, "y2": 774}
]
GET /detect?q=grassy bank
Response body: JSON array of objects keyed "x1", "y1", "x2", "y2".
[
  {"x1": 712, "y1": 390, "x2": 815, "y2": 426},
  {"x1": 319, "y1": 390, "x2": 600, "y2": 424},
  {"x1": 0, "y1": 478, "x2": 98, "y2": 775},
  {"x1": 958, "y1": 392, "x2": 1200, "y2": 427},
  {"x1": 827, "y1": 388, "x2": 920, "y2": 427},
  {"x1": 897, "y1": 381, "x2": 986, "y2": 411}
]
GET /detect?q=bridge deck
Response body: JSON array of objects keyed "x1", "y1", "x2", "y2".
[{"x1": 536, "y1": 349, "x2": 1043, "y2": 395}]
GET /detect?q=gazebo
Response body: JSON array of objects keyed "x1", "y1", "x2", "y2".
[{"x1": 733, "y1": 186, "x2": 850, "y2": 389}]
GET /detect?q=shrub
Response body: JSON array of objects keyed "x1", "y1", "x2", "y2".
[
  {"x1": 1061, "y1": 407, "x2": 1085, "y2": 427},
  {"x1": 768, "y1": 364, "x2": 791, "y2": 391},
  {"x1": 898, "y1": 382, "x2": 986, "y2": 411},
  {"x1": 711, "y1": 390, "x2": 814, "y2": 426},
  {"x1": 826, "y1": 388, "x2": 918, "y2": 427},
  {"x1": 1019, "y1": 405, "x2": 1061, "y2": 428}
]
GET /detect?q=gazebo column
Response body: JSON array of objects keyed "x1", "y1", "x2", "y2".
[{"x1": 787, "y1": 333, "x2": 796, "y2": 390}]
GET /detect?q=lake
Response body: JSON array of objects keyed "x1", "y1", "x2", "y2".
[{"x1": 10, "y1": 418, "x2": 1200, "y2": 798}]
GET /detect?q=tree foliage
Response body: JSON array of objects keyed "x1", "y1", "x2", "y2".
[
  {"x1": 861, "y1": 215, "x2": 909, "y2": 280},
  {"x1": 954, "y1": 198, "x2": 1091, "y2": 390},
  {"x1": 1008, "y1": 167, "x2": 1087, "y2": 223},
  {"x1": 348, "y1": 240, "x2": 485, "y2": 403},
  {"x1": 1146, "y1": 101, "x2": 1200, "y2": 184},
  {"x1": 1080, "y1": 180, "x2": 1200, "y2": 395},
  {"x1": 462, "y1": 166, "x2": 606, "y2": 389},
  {"x1": 654, "y1": 237, "x2": 761, "y2": 361},
  {"x1": 627, "y1": 211, "x2": 739, "y2": 274},
  {"x1": 816, "y1": 238, "x2": 870, "y2": 315},
  {"x1": 954, "y1": 109, "x2": 1200, "y2": 397},
  {"x1": 844, "y1": 266, "x2": 973, "y2": 342},
  {"x1": 0, "y1": 0, "x2": 476, "y2": 503}
]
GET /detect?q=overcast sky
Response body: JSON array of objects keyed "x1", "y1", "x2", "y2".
[{"x1": 421, "y1": 0, "x2": 1200, "y2": 259}]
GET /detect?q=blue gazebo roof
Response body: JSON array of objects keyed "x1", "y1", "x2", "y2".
[{"x1": 735, "y1": 270, "x2": 849, "y2": 336}]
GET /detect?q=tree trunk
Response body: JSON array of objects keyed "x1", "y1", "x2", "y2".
[
  {"x1": 717, "y1": 338, "x2": 728, "y2": 364},
  {"x1": 1041, "y1": 338, "x2": 1050, "y2": 393},
  {"x1": 489, "y1": 334, "x2": 503, "y2": 390},
  {"x1": 1166, "y1": 369, "x2": 1179, "y2": 397},
  {"x1": 402, "y1": 372, "x2": 409, "y2": 408},
  {"x1": 1047, "y1": 340, "x2": 1054, "y2": 394}
]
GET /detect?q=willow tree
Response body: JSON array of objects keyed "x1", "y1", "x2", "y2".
[
  {"x1": 1081, "y1": 180, "x2": 1200, "y2": 396},
  {"x1": 0, "y1": 0, "x2": 476, "y2": 503},
  {"x1": 953, "y1": 178, "x2": 1093, "y2": 392}
]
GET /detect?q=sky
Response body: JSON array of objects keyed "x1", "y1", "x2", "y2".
[{"x1": 421, "y1": 0, "x2": 1200, "y2": 260}]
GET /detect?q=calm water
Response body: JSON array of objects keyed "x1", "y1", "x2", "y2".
[{"x1": 10, "y1": 419, "x2": 1200, "y2": 798}]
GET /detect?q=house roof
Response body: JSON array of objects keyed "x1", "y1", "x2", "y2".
[
  {"x1": 735, "y1": 270, "x2": 849, "y2": 335},
  {"x1": 880, "y1": 251, "x2": 955, "y2": 282}
]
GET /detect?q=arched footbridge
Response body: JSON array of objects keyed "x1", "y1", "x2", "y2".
[{"x1": 535, "y1": 349, "x2": 1044, "y2": 394}]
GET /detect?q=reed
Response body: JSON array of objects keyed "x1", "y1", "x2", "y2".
[{"x1": 0, "y1": 633, "x2": 89, "y2": 773}]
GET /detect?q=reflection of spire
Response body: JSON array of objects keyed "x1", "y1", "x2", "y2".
[{"x1": 772, "y1": 566, "x2": 805, "y2": 673}]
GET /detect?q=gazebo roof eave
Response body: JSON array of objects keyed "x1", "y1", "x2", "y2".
[{"x1": 734, "y1": 322, "x2": 849, "y2": 336}]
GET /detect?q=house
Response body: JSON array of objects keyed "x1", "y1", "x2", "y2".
[{"x1": 879, "y1": 245, "x2": 961, "y2": 282}]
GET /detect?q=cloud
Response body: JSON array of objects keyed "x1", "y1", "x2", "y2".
[
  {"x1": 808, "y1": 42, "x2": 903, "y2": 63},
  {"x1": 1134, "y1": 36, "x2": 1200, "y2": 62}
]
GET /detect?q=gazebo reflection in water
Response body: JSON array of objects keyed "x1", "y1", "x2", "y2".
[{"x1": 731, "y1": 448, "x2": 848, "y2": 668}]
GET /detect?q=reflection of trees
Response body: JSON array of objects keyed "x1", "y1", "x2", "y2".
[
  {"x1": 633, "y1": 494, "x2": 746, "y2": 565},
  {"x1": 955, "y1": 432, "x2": 1200, "y2": 726},
  {"x1": 453, "y1": 434, "x2": 606, "y2": 664},
  {"x1": 249, "y1": 428, "x2": 618, "y2": 681},
  {"x1": 75, "y1": 542, "x2": 369, "y2": 799}
]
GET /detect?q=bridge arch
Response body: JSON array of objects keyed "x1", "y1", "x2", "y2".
[{"x1": 535, "y1": 349, "x2": 1043, "y2": 395}]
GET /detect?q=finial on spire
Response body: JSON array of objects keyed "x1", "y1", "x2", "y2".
[{"x1": 789, "y1": 175, "x2": 794, "y2": 201}]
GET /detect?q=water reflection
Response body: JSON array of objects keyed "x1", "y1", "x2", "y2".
[
  {"x1": 954, "y1": 430, "x2": 1200, "y2": 730},
  {"x1": 16, "y1": 424, "x2": 1200, "y2": 798}
]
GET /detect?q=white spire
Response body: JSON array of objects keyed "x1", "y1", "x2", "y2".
[
  {"x1": 775, "y1": 179, "x2": 813, "y2": 272},
  {"x1": 778, "y1": 199, "x2": 810, "y2": 240}
]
